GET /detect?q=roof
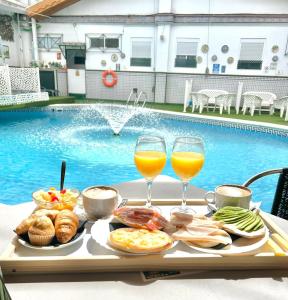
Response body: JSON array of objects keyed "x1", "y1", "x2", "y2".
[
  {"x1": 0, "y1": 0, "x2": 26, "y2": 13},
  {"x1": 26, "y1": 0, "x2": 80, "y2": 20}
]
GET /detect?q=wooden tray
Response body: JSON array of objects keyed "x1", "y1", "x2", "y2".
[{"x1": 1, "y1": 199, "x2": 288, "y2": 275}]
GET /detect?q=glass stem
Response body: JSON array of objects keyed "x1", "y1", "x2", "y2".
[
  {"x1": 146, "y1": 180, "x2": 153, "y2": 208},
  {"x1": 181, "y1": 181, "x2": 189, "y2": 210}
]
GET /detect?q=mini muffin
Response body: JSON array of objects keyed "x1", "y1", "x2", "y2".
[{"x1": 28, "y1": 216, "x2": 55, "y2": 246}]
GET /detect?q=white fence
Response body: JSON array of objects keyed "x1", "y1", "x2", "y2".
[
  {"x1": 0, "y1": 66, "x2": 11, "y2": 95},
  {"x1": 0, "y1": 66, "x2": 49, "y2": 106}
]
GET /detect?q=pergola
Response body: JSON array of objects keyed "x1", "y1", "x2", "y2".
[{"x1": 26, "y1": 0, "x2": 80, "y2": 20}]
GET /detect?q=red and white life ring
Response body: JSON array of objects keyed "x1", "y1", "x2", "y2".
[{"x1": 102, "y1": 70, "x2": 118, "y2": 87}]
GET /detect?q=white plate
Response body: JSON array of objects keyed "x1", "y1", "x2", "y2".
[
  {"x1": 91, "y1": 218, "x2": 177, "y2": 256},
  {"x1": 183, "y1": 227, "x2": 269, "y2": 256},
  {"x1": 17, "y1": 228, "x2": 86, "y2": 250}
]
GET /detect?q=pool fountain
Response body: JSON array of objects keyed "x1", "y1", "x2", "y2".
[{"x1": 92, "y1": 103, "x2": 144, "y2": 135}]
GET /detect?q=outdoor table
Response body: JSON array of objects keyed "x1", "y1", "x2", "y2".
[
  {"x1": 198, "y1": 89, "x2": 228, "y2": 105},
  {"x1": 1, "y1": 175, "x2": 288, "y2": 300}
]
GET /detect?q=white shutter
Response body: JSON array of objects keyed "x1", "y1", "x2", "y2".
[
  {"x1": 177, "y1": 41, "x2": 198, "y2": 56},
  {"x1": 132, "y1": 40, "x2": 151, "y2": 58},
  {"x1": 240, "y1": 42, "x2": 264, "y2": 60}
]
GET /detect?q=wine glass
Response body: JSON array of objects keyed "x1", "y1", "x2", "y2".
[
  {"x1": 134, "y1": 135, "x2": 166, "y2": 209},
  {"x1": 171, "y1": 136, "x2": 205, "y2": 214}
]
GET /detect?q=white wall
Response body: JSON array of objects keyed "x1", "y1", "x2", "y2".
[
  {"x1": 32, "y1": 0, "x2": 288, "y2": 76},
  {"x1": 67, "y1": 69, "x2": 86, "y2": 94},
  {"x1": 158, "y1": 0, "x2": 172, "y2": 13},
  {"x1": 54, "y1": 0, "x2": 156, "y2": 16},
  {"x1": 37, "y1": 23, "x2": 155, "y2": 72},
  {"x1": 211, "y1": 0, "x2": 288, "y2": 14},
  {"x1": 168, "y1": 26, "x2": 209, "y2": 74},
  {"x1": 172, "y1": 0, "x2": 210, "y2": 14},
  {"x1": 1, "y1": 17, "x2": 33, "y2": 67},
  {"x1": 155, "y1": 24, "x2": 171, "y2": 72},
  {"x1": 168, "y1": 24, "x2": 288, "y2": 76},
  {"x1": 172, "y1": 0, "x2": 288, "y2": 14},
  {"x1": 1, "y1": 39, "x2": 19, "y2": 66},
  {"x1": 37, "y1": 21, "x2": 288, "y2": 76}
]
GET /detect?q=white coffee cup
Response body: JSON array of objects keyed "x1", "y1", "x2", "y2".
[
  {"x1": 82, "y1": 186, "x2": 119, "y2": 219},
  {"x1": 205, "y1": 184, "x2": 252, "y2": 210}
]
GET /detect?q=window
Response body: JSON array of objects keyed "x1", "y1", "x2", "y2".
[
  {"x1": 175, "y1": 39, "x2": 198, "y2": 68},
  {"x1": 91, "y1": 37, "x2": 104, "y2": 48},
  {"x1": 89, "y1": 35, "x2": 120, "y2": 50},
  {"x1": 0, "y1": 45, "x2": 9, "y2": 58},
  {"x1": 37, "y1": 34, "x2": 62, "y2": 50},
  {"x1": 105, "y1": 38, "x2": 119, "y2": 48},
  {"x1": 130, "y1": 39, "x2": 152, "y2": 67},
  {"x1": 74, "y1": 56, "x2": 85, "y2": 65},
  {"x1": 237, "y1": 39, "x2": 264, "y2": 70}
]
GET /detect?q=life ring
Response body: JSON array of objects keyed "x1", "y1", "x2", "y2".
[{"x1": 102, "y1": 70, "x2": 118, "y2": 87}]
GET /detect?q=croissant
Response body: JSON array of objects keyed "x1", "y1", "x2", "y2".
[
  {"x1": 15, "y1": 215, "x2": 38, "y2": 235},
  {"x1": 55, "y1": 210, "x2": 79, "y2": 244}
]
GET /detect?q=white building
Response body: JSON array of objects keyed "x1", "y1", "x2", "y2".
[{"x1": 2, "y1": 0, "x2": 288, "y2": 101}]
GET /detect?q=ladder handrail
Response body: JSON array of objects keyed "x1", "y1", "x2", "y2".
[
  {"x1": 135, "y1": 91, "x2": 147, "y2": 108},
  {"x1": 126, "y1": 89, "x2": 147, "y2": 108},
  {"x1": 126, "y1": 90, "x2": 135, "y2": 106}
]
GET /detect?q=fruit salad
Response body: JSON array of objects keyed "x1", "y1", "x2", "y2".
[{"x1": 33, "y1": 188, "x2": 79, "y2": 210}]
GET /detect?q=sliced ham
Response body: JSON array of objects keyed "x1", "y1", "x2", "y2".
[{"x1": 113, "y1": 207, "x2": 168, "y2": 230}]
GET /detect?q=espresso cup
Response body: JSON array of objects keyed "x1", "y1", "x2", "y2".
[
  {"x1": 204, "y1": 184, "x2": 252, "y2": 209},
  {"x1": 82, "y1": 186, "x2": 119, "y2": 219}
]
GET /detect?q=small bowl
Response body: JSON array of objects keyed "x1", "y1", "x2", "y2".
[{"x1": 33, "y1": 188, "x2": 80, "y2": 210}]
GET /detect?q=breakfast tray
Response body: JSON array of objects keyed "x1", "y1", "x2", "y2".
[{"x1": 1, "y1": 199, "x2": 288, "y2": 275}]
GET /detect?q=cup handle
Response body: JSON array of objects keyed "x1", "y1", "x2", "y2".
[{"x1": 204, "y1": 191, "x2": 215, "y2": 204}]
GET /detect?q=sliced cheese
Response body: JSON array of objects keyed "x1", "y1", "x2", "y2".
[
  {"x1": 271, "y1": 233, "x2": 288, "y2": 252},
  {"x1": 266, "y1": 238, "x2": 286, "y2": 256}
]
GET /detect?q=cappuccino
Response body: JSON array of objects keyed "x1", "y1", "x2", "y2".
[
  {"x1": 205, "y1": 184, "x2": 252, "y2": 209},
  {"x1": 216, "y1": 185, "x2": 251, "y2": 198},
  {"x1": 82, "y1": 186, "x2": 119, "y2": 219}
]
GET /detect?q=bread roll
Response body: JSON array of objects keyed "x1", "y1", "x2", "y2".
[
  {"x1": 15, "y1": 215, "x2": 39, "y2": 235},
  {"x1": 28, "y1": 216, "x2": 55, "y2": 246},
  {"x1": 33, "y1": 209, "x2": 60, "y2": 222},
  {"x1": 55, "y1": 210, "x2": 79, "y2": 244}
]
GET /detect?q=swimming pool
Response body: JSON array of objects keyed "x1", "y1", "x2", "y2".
[{"x1": 0, "y1": 107, "x2": 287, "y2": 212}]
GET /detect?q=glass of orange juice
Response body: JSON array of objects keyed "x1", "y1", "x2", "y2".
[
  {"x1": 171, "y1": 136, "x2": 205, "y2": 213},
  {"x1": 134, "y1": 135, "x2": 166, "y2": 208}
]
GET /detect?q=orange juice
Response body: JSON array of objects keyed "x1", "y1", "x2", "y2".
[
  {"x1": 171, "y1": 151, "x2": 204, "y2": 181},
  {"x1": 134, "y1": 151, "x2": 166, "y2": 180}
]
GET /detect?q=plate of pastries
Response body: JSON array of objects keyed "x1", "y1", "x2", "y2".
[
  {"x1": 15, "y1": 209, "x2": 86, "y2": 250},
  {"x1": 92, "y1": 205, "x2": 268, "y2": 256}
]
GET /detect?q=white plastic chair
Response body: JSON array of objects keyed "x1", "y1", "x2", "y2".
[
  {"x1": 214, "y1": 93, "x2": 235, "y2": 114},
  {"x1": 270, "y1": 96, "x2": 288, "y2": 117},
  {"x1": 242, "y1": 94, "x2": 263, "y2": 116},
  {"x1": 190, "y1": 92, "x2": 210, "y2": 113},
  {"x1": 242, "y1": 91, "x2": 276, "y2": 115},
  {"x1": 285, "y1": 102, "x2": 288, "y2": 121}
]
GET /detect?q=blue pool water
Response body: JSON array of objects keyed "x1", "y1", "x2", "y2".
[{"x1": 0, "y1": 108, "x2": 287, "y2": 212}]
